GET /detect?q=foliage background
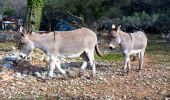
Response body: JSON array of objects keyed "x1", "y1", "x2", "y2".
[{"x1": 0, "y1": 0, "x2": 170, "y2": 33}]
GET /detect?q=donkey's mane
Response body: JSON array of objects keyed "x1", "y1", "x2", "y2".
[{"x1": 38, "y1": 31, "x2": 51, "y2": 34}]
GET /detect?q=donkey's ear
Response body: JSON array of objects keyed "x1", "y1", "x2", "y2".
[
  {"x1": 19, "y1": 26, "x2": 27, "y2": 34},
  {"x1": 118, "y1": 25, "x2": 121, "y2": 29},
  {"x1": 27, "y1": 29, "x2": 33, "y2": 34},
  {"x1": 21, "y1": 33, "x2": 25, "y2": 37}
]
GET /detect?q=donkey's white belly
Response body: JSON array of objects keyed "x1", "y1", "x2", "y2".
[
  {"x1": 130, "y1": 50, "x2": 142, "y2": 54},
  {"x1": 58, "y1": 52, "x2": 82, "y2": 58}
]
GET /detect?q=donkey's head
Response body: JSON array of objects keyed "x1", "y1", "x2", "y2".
[
  {"x1": 18, "y1": 26, "x2": 34, "y2": 59},
  {"x1": 109, "y1": 25, "x2": 121, "y2": 50}
]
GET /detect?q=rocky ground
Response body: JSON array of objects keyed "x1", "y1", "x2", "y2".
[{"x1": 0, "y1": 31, "x2": 169, "y2": 99}]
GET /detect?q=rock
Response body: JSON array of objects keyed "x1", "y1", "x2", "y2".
[
  {"x1": 41, "y1": 71, "x2": 47, "y2": 78},
  {"x1": 3, "y1": 53, "x2": 19, "y2": 61},
  {"x1": 40, "y1": 87, "x2": 47, "y2": 91},
  {"x1": 39, "y1": 56, "x2": 45, "y2": 62},
  {"x1": 44, "y1": 56, "x2": 50, "y2": 62},
  {"x1": 11, "y1": 46, "x2": 16, "y2": 50},
  {"x1": 22, "y1": 74, "x2": 28, "y2": 77},
  {"x1": 14, "y1": 72, "x2": 22, "y2": 78},
  {"x1": 14, "y1": 58, "x2": 32, "y2": 67},
  {"x1": 0, "y1": 56, "x2": 3, "y2": 60},
  {"x1": 98, "y1": 96, "x2": 103, "y2": 100},
  {"x1": 0, "y1": 31, "x2": 20, "y2": 42},
  {"x1": 23, "y1": 70, "x2": 29, "y2": 74},
  {"x1": 0, "y1": 71, "x2": 14, "y2": 81},
  {"x1": 143, "y1": 96, "x2": 152, "y2": 100},
  {"x1": 34, "y1": 72, "x2": 42, "y2": 78},
  {"x1": 0, "y1": 70, "x2": 5, "y2": 75},
  {"x1": 2, "y1": 61, "x2": 14, "y2": 69},
  {"x1": 105, "y1": 96, "x2": 112, "y2": 100}
]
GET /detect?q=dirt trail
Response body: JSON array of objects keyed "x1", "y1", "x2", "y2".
[{"x1": 0, "y1": 50, "x2": 169, "y2": 99}]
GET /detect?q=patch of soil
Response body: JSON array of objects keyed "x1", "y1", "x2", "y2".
[
  {"x1": 0, "y1": 53, "x2": 169, "y2": 99},
  {"x1": 0, "y1": 34, "x2": 169, "y2": 99}
]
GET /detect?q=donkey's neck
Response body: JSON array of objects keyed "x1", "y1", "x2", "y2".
[
  {"x1": 118, "y1": 30, "x2": 132, "y2": 51},
  {"x1": 28, "y1": 33, "x2": 51, "y2": 54},
  {"x1": 118, "y1": 30, "x2": 129, "y2": 37}
]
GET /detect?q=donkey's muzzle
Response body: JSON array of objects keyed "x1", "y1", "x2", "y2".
[
  {"x1": 20, "y1": 55, "x2": 26, "y2": 59},
  {"x1": 109, "y1": 46, "x2": 114, "y2": 50},
  {"x1": 19, "y1": 53, "x2": 27, "y2": 59}
]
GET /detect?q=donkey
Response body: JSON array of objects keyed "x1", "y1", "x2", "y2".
[
  {"x1": 18, "y1": 26, "x2": 102, "y2": 78},
  {"x1": 109, "y1": 25, "x2": 147, "y2": 73}
]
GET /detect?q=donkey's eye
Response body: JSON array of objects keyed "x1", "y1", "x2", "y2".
[
  {"x1": 112, "y1": 36, "x2": 116, "y2": 38},
  {"x1": 21, "y1": 42, "x2": 26, "y2": 45}
]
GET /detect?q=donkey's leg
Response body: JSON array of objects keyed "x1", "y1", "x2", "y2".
[
  {"x1": 48, "y1": 56, "x2": 66, "y2": 77},
  {"x1": 55, "y1": 57, "x2": 66, "y2": 75},
  {"x1": 124, "y1": 54, "x2": 130, "y2": 73},
  {"x1": 87, "y1": 52, "x2": 96, "y2": 77},
  {"x1": 139, "y1": 51, "x2": 145, "y2": 71},
  {"x1": 127, "y1": 56, "x2": 131, "y2": 72},
  {"x1": 48, "y1": 56, "x2": 56, "y2": 77},
  {"x1": 79, "y1": 52, "x2": 89, "y2": 76},
  {"x1": 137, "y1": 52, "x2": 141, "y2": 72}
]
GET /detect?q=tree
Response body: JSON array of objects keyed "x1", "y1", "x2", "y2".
[
  {"x1": 0, "y1": 0, "x2": 5, "y2": 14},
  {"x1": 26, "y1": 0, "x2": 44, "y2": 31}
]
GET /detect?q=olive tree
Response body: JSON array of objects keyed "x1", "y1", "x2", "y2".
[{"x1": 26, "y1": 0, "x2": 44, "y2": 30}]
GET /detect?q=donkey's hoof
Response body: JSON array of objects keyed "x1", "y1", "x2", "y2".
[
  {"x1": 136, "y1": 69, "x2": 139, "y2": 72},
  {"x1": 121, "y1": 72, "x2": 125, "y2": 76},
  {"x1": 90, "y1": 73, "x2": 96, "y2": 79},
  {"x1": 42, "y1": 77, "x2": 53, "y2": 82},
  {"x1": 123, "y1": 70, "x2": 129, "y2": 74},
  {"x1": 79, "y1": 70, "x2": 84, "y2": 77},
  {"x1": 63, "y1": 73, "x2": 68, "y2": 78},
  {"x1": 136, "y1": 68, "x2": 141, "y2": 72},
  {"x1": 66, "y1": 71, "x2": 77, "y2": 78}
]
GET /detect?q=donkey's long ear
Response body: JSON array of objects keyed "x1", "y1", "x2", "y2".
[
  {"x1": 19, "y1": 26, "x2": 27, "y2": 37},
  {"x1": 117, "y1": 25, "x2": 121, "y2": 34},
  {"x1": 118, "y1": 25, "x2": 121, "y2": 30},
  {"x1": 26, "y1": 29, "x2": 33, "y2": 35},
  {"x1": 19, "y1": 26, "x2": 27, "y2": 34}
]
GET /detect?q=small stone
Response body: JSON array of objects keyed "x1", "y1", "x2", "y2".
[
  {"x1": 22, "y1": 70, "x2": 29, "y2": 75},
  {"x1": 4, "y1": 53, "x2": 19, "y2": 61},
  {"x1": 0, "y1": 56, "x2": 3, "y2": 60},
  {"x1": 44, "y1": 56, "x2": 50, "y2": 62},
  {"x1": 105, "y1": 96, "x2": 112, "y2": 100},
  {"x1": 41, "y1": 71, "x2": 47, "y2": 78},
  {"x1": 35, "y1": 72, "x2": 42, "y2": 77},
  {"x1": 22, "y1": 74, "x2": 28, "y2": 77},
  {"x1": 39, "y1": 56, "x2": 45, "y2": 62},
  {"x1": 2, "y1": 62, "x2": 14, "y2": 69},
  {"x1": 40, "y1": 87, "x2": 47, "y2": 91},
  {"x1": 14, "y1": 72, "x2": 22, "y2": 78},
  {"x1": 98, "y1": 96, "x2": 103, "y2": 100},
  {"x1": 143, "y1": 96, "x2": 152, "y2": 100}
]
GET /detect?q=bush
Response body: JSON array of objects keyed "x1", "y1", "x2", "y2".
[
  {"x1": 120, "y1": 11, "x2": 159, "y2": 31},
  {"x1": 3, "y1": 7, "x2": 15, "y2": 17}
]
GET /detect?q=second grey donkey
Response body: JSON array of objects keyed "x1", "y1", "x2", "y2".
[
  {"x1": 109, "y1": 25, "x2": 147, "y2": 73},
  {"x1": 18, "y1": 26, "x2": 102, "y2": 78}
]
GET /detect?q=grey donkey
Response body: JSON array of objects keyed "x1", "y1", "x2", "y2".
[
  {"x1": 109, "y1": 25, "x2": 147, "y2": 73},
  {"x1": 18, "y1": 26, "x2": 102, "y2": 78}
]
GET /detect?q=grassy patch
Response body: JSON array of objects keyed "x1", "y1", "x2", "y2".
[
  {"x1": 95, "y1": 53, "x2": 123, "y2": 63},
  {"x1": 0, "y1": 42, "x2": 16, "y2": 48},
  {"x1": 146, "y1": 43, "x2": 167, "y2": 52},
  {"x1": 146, "y1": 35, "x2": 170, "y2": 63}
]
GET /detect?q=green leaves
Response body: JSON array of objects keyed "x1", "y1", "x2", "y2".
[
  {"x1": 26, "y1": 0, "x2": 44, "y2": 31},
  {"x1": 3, "y1": 7, "x2": 15, "y2": 17},
  {"x1": 95, "y1": 53, "x2": 123, "y2": 63}
]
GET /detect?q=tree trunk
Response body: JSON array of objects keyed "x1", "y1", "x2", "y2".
[{"x1": 26, "y1": 0, "x2": 44, "y2": 31}]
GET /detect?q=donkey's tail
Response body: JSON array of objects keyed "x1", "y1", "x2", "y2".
[{"x1": 95, "y1": 43, "x2": 102, "y2": 57}]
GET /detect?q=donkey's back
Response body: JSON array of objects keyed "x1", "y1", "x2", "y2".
[{"x1": 131, "y1": 31, "x2": 147, "y2": 52}]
